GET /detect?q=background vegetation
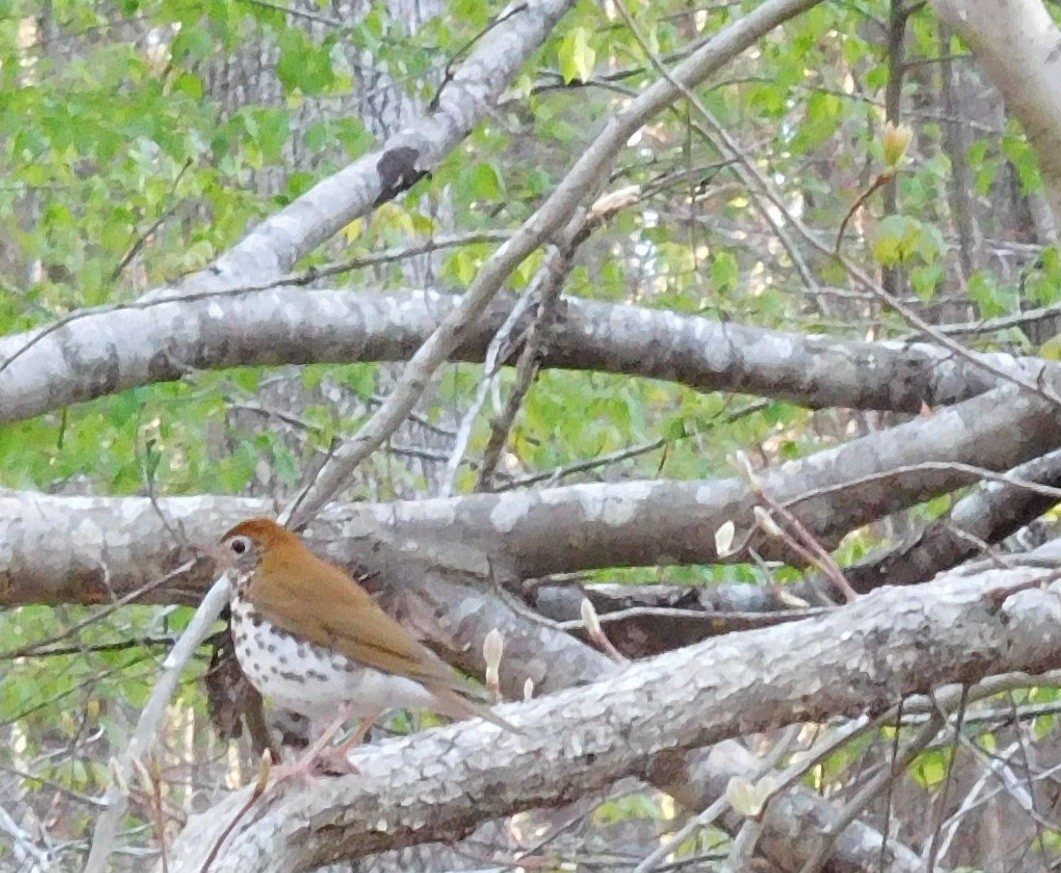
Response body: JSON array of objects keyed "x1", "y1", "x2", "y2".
[{"x1": 1, "y1": 0, "x2": 1059, "y2": 870}]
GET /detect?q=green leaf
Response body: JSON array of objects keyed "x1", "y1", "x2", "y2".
[
  {"x1": 912, "y1": 748, "x2": 951, "y2": 789},
  {"x1": 1002, "y1": 127, "x2": 1044, "y2": 193},
  {"x1": 247, "y1": 108, "x2": 290, "y2": 163},
  {"x1": 171, "y1": 27, "x2": 213, "y2": 63},
  {"x1": 968, "y1": 271, "x2": 1012, "y2": 320},
  {"x1": 277, "y1": 28, "x2": 336, "y2": 96},
  {"x1": 871, "y1": 215, "x2": 922, "y2": 266},
  {"x1": 471, "y1": 163, "x2": 504, "y2": 200},
  {"x1": 334, "y1": 118, "x2": 373, "y2": 158},
  {"x1": 791, "y1": 92, "x2": 841, "y2": 153},
  {"x1": 447, "y1": 248, "x2": 481, "y2": 284},
  {"x1": 1038, "y1": 334, "x2": 1061, "y2": 361},
  {"x1": 711, "y1": 251, "x2": 740, "y2": 294},
  {"x1": 911, "y1": 263, "x2": 944, "y2": 301},
  {"x1": 558, "y1": 27, "x2": 596, "y2": 84}
]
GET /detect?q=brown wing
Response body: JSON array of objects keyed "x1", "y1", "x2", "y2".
[
  {"x1": 250, "y1": 547, "x2": 457, "y2": 685},
  {"x1": 247, "y1": 532, "x2": 523, "y2": 734}
]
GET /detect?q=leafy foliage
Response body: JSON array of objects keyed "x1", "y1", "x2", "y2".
[{"x1": 0, "y1": 0, "x2": 1058, "y2": 866}]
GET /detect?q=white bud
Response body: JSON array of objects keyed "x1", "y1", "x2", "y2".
[
  {"x1": 109, "y1": 757, "x2": 129, "y2": 796},
  {"x1": 254, "y1": 749, "x2": 273, "y2": 792},
  {"x1": 715, "y1": 520, "x2": 736, "y2": 557},
  {"x1": 483, "y1": 628, "x2": 504, "y2": 672},
  {"x1": 580, "y1": 598, "x2": 602, "y2": 636},
  {"x1": 729, "y1": 450, "x2": 760, "y2": 487},
  {"x1": 753, "y1": 506, "x2": 783, "y2": 537},
  {"x1": 131, "y1": 757, "x2": 153, "y2": 794},
  {"x1": 776, "y1": 588, "x2": 810, "y2": 609}
]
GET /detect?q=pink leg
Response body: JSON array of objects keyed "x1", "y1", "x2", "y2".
[
  {"x1": 312, "y1": 708, "x2": 383, "y2": 775},
  {"x1": 273, "y1": 702, "x2": 355, "y2": 782},
  {"x1": 336, "y1": 709, "x2": 383, "y2": 756}
]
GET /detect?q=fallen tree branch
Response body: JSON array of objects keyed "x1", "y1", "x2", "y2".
[
  {"x1": 3, "y1": 382, "x2": 1061, "y2": 607},
  {"x1": 819, "y1": 448, "x2": 1061, "y2": 594},
  {"x1": 163, "y1": 561, "x2": 1061, "y2": 872},
  {"x1": 354, "y1": 578, "x2": 926, "y2": 873},
  {"x1": 2, "y1": 287, "x2": 1050, "y2": 426},
  {"x1": 186, "y1": 0, "x2": 577, "y2": 285}
]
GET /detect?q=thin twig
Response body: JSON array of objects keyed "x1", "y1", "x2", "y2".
[
  {"x1": 633, "y1": 725, "x2": 801, "y2": 873},
  {"x1": 495, "y1": 438, "x2": 666, "y2": 491},
  {"x1": 0, "y1": 232, "x2": 511, "y2": 380},
  {"x1": 111, "y1": 159, "x2": 193, "y2": 282},
  {"x1": 476, "y1": 246, "x2": 571, "y2": 491},
  {"x1": 0, "y1": 800, "x2": 51, "y2": 868},
  {"x1": 757, "y1": 489, "x2": 858, "y2": 603},
  {"x1": 84, "y1": 576, "x2": 231, "y2": 873},
  {"x1": 0, "y1": 761, "x2": 106, "y2": 808},
  {"x1": 199, "y1": 751, "x2": 272, "y2": 873},
  {"x1": 797, "y1": 708, "x2": 947, "y2": 873},
  {"x1": 439, "y1": 281, "x2": 540, "y2": 496},
  {"x1": 926, "y1": 685, "x2": 968, "y2": 872},
  {"x1": 785, "y1": 460, "x2": 1061, "y2": 513},
  {"x1": 236, "y1": 0, "x2": 344, "y2": 26},
  {"x1": 0, "y1": 635, "x2": 179, "y2": 659},
  {"x1": 556, "y1": 604, "x2": 823, "y2": 633},
  {"x1": 833, "y1": 171, "x2": 892, "y2": 254},
  {"x1": 876, "y1": 698, "x2": 902, "y2": 872},
  {"x1": 610, "y1": 0, "x2": 820, "y2": 298},
  {"x1": 427, "y1": 3, "x2": 530, "y2": 111},
  {"x1": 0, "y1": 560, "x2": 199, "y2": 660},
  {"x1": 580, "y1": 598, "x2": 629, "y2": 664},
  {"x1": 145, "y1": 755, "x2": 170, "y2": 873}
]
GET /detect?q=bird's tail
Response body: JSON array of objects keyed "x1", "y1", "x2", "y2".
[{"x1": 433, "y1": 687, "x2": 525, "y2": 736}]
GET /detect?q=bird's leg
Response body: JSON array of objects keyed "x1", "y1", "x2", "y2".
[
  {"x1": 273, "y1": 702, "x2": 356, "y2": 782},
  {"x1": 337, "y1": 709, "x2": 383, "y2": 756},
  {"x1": 314, "y1": 708, "x2": 383, "y2": 775}
]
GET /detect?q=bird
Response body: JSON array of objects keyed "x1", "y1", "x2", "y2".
[{"x1": 217, "y1": 517, "x2": 519, "y2": 778}]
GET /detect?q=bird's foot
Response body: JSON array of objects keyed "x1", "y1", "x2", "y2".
[
  {"x1": 269, "y1": 708, "x2": 379, "y2": 784},
  {"x1": 313, "y1": 745, "x2": 362, "y2": 777},
  {"x1": 270, "y1": 744, "x2": 360, "y2": 784}
]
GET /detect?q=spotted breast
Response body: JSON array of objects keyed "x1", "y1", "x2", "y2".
[{"x1": 228, "y1": 581, "x2": 436, "y2": 737}]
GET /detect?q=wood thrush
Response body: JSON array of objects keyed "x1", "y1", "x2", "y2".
[{"x1": 219, "y1": 517, "x2": 519, "y2": 776}]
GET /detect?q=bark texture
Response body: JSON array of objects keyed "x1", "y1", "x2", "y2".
[
  {"x1": 3, "y1": 382, "x2": 1059, "y2": 608},
  {"x1": 4, "y1": 288, "x2": 1054, "y2": 424},
  {"x1": 164, "y1": 564, "x2": 1061, "y2": 872}
]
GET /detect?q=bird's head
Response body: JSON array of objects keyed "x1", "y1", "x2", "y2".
[{"x1": 219, "y1": 517, "x2": 297, "y2": 576}]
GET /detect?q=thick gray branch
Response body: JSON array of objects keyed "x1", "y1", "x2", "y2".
[
  {"x1": 932, "y1": 0, "x2": 1061, "y2": 222},
  {"x1": 648, "y1": 742, "x2": 925, "y2": 873},
  {"x1": 164, "y1": 565, "x2": 1061, "y2": 872},
  {"x1": 389, "y1": 569, "x2": 926, "y2": 873},
  {"x1": 0, "y1": 288, "x2": 1050, "y2": 426},
  {"x1": 832, "y1": 448, "x2": 1061, "y2": 593},
  {"x1": 535, "y1": 435, "x2": 1061, "y2": 647},
  {"x1": 192, "y1": 0, "x2": 576, "y2": 285},
  {"x1": 2, "y1": 383, "x2": 1059, "y2": 605},
  {"x1": 327, "y1": 383, "x2": 1061, "y2": 579}
]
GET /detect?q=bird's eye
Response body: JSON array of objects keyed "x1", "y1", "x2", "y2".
[{"x1": 229, "y1": 536, "x2": 251, "y2": 556}]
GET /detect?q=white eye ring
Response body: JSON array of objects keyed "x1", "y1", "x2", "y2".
[{"x1": 228, "y1": 536, "x2": 252, "y2": 556}]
